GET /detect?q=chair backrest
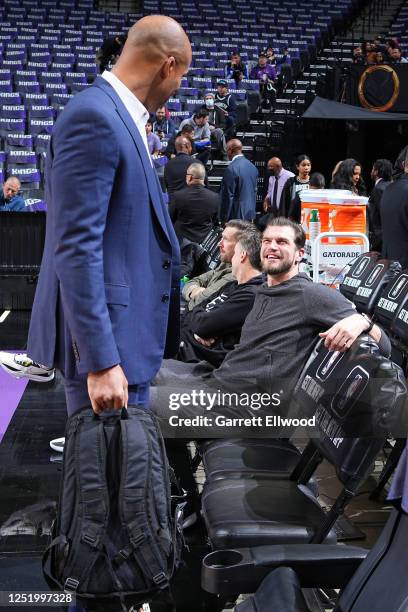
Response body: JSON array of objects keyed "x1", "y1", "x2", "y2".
[
  {"x1": 339, "y1": 252, "x2": 380, "y2": 302},
  {"x1": 353, "y1": 259, "x2": 401, "y2": 315},
  {"x1": 293, "y1": 336, "x2": 407, "y2": 489},
  {"x1": 373, "y1": 269, "x2": 408, "y2": 333}
]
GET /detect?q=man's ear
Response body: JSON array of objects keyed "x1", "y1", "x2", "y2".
[
  {"x1": 296, "y1": 247, "x2": 305, "y2": 263},
  {"x1": 161, "y1": 56, "x2": 176, "y2": 78}
]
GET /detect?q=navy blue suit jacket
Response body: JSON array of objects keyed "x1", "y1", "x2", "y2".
[
  {"x1": 27, "y1": 77, "x2": 180, "y2": 383},
  {"x1": 219, "y1": 155, "x2": 258, "y2": 221}
]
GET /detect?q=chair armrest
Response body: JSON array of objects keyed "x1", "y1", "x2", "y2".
[{"x1": 202, "y1": 544, "x2": 368, "y2": 596}]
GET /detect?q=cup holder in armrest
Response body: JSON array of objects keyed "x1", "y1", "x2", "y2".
[
  {"x1": 204, "y1": 550, "x2": 244, "y2": 569},
  {"x1": 202, "y1": 548, "x2": 267, "y2": 596}
]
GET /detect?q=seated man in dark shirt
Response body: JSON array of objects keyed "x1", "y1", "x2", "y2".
[
  {"x1": 178, "y1": 226, "x2": 262, "y2": 367},
  {"x1": 0, "y1": 177, "x2": 26, "y2": 212}
]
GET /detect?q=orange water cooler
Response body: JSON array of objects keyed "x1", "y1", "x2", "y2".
[{"x1": 300, "y1": 190, "x2": 369, "y2": 284}]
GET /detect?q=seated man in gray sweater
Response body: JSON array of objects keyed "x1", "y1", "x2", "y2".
[{"x1": 152, "y1": 217, "x2": 391, "y2": 436}]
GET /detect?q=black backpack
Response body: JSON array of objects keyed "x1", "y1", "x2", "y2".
[{"x1": 43, "y1": 406, "x2": 184, "y2": 611}]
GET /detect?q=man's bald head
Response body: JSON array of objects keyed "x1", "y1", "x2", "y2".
[
  {"x1": 113, "y1": 16, "x2": 192, "y2": 112},
  {"x1": 3, "y1": 176, "x2": 21, "y2": 200},
  {"x1": 226, "y1": 139, "x2": 243, "y2": 161},
  {"x1": 267, "y1": 157, "x2": 282, "y2": 176},
  {"x1": 175, "y1": 135, "x2": 192, "y2": 155}
]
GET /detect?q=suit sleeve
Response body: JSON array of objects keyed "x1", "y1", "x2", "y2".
[
  {"x1": 51, "y1": 107, "x2": 121, "y2": 374},
  {"x1": 219, "y1": 167, "x2": 236, "y2": 221},
  {"x1": 279, "y1": 177, "x2": 292, "y2": 217},
  {"x1": 191, "y1": 284, "x2": 258, "y2": 338},
  {"x1": 168, "y1": 192, "x2": 178, "y2": 222}
]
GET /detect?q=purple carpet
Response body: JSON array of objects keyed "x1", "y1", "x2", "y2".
[{"x1": 0, "y1": 365, "x2": 28, "y2": 444}]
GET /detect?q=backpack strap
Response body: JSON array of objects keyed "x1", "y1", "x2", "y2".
[
  {"x1": 118, "y1": 414, "x2": 170, "y2": 591},
  {"x1": 62, "y1": 414, "x2": 110, "y2": 594}
]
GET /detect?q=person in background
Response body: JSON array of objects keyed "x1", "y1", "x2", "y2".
[
  {"x1": 182, "y1": 219, "x2": 253, "y2": 309},
  {"x1": 145, "y1": 120, "x2": 162, "y2": 156},
  {"x1": 164, "y1": 134, "x2": 197, "y2": 201},
  {"x1": 278, "y1": 47, "x2": 291, "y2": 64},
  {"x1": 389, "y1": 46, "x2": 408, "y2": 63},
  {"x1": 289, "y1": 171, "x2": 326, "y2": 223},
  {"x1": 95, "y1": 34, "x2": 127, "y2": 73},
  {"x1": 250, "y1": 52, "x2": 277, "y2": 82},
  {"x1": 224, "y1": 51, "x2": 248, "y2": 86},
  {"x1": 219, "y1": 139, "x2": 258, "y2": 222},
  {"x1": 169, "y1": 162, "x2": 219, "y2": 243},
  {"x1": 164, "y1": 123, "x2": 195, "y2": 158},
  {"x1": 261, "y1": 157, "x2": 294, "y2": 220},
  {"x1": 331, "y1": 158, "x2": 366, "y2": 195},
  {"x1": 179, "y1": 109, "x2": 212, "y2": 164},
  {"x1": 368, "y1": 158, "x2": 393, "y2": 251},
  {"x1": 152, "y1": 105, "x2": 177, "y2": 141},
  {"x1": 265, "y1": 47, "x2": 277, "y2": 65},
  {"x1": 0, "y1": 176, "x2": 25, "y2": 211},
  {"x1": 202, "y1": 92, "x2": 227, "y2": 159},
  {"x1": 279, "y1": 154, "x2": 311, "y2": 217},
  {"x1": 381, "y1": 154, "x2": 408, "y2": 268},
  {"x1": 214, "y1": 79, "x2": 237, "y2": 140}
]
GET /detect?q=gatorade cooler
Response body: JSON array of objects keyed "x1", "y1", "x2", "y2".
[{"x1": 300, "y1": 190, "x2": 368, "y2": 268}]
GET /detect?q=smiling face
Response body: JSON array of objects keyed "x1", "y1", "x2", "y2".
[{"x1": 261, "y1": 224, "x2": 304, "y2": 284}]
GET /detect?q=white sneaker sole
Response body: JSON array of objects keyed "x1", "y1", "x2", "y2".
[
  {"x1": 49, "y1": 437, "x2": 65, "y2": 453},
  {"x1": 0, "y1": 359, "x2": 55, "y2": 383}
]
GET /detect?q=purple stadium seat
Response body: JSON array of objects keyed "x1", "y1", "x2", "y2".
[
  {"x1": 34, "y1": 132, "x2": 51, "y2": 153},
  {"x1": 40, "y1": 71, "x2": 63, "y2": 84},
  {"x1": 0, "y1": 104, "x2": 26, "y2": 118},
  {"x1": 5, "y1": 133, "x2": 33, "y2": 150},
  {"x1": 7, "y1": 150, "x2": 37, "y2": 166},
  {"x1": 167, "y1": 99, "x2": 182, "y2": 111},
  {"x1": 28, "y1": 117, "x2": 54, "y2": 135},
  {"x1": 69, "y1": 82, "x2": 89, "y2": 93},
  {"x1": 43, "y1": 82, "x2": 67, "y2": 94},
  {"x1": 23, "y1": 92, "x2": 49, "y2": 106},
  {"x1": 29, "y1": 105, "x2": 54, "y2": 119},
  {"x1": 64, "y1": 71, "x2": 87, "y2": 84},
  {"x1": 16, "y1": 81, "x2": 41, "y2": 94},
  {"x1": 8, "y1": 166, "x2": 41, "y2": 189},
  {"x1": 76, "y1": 62, "x2": 97, "y2": 76},
  {"x1": 0, "y1": 117, "x2": 25, "y2": 136},
  {"x1": 2, "y1": 60, "x2": 24, "y2": 70},
  {"x1": 0, "y1": 81, "x2": 12, "y2": 93}
]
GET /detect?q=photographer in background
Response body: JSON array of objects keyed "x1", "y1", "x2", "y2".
[{"x1": 224, "y1": 51, "x2": 248, "y2": 87}]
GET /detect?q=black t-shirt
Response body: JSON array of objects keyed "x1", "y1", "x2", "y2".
[{"x1": 178, "y1": 275, "x2": 263, "y2": 367}]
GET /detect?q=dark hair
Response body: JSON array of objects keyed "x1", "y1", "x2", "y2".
[
  {"x1": 309, "y1": 172, "x2": 325, "y2": 189},
  {"x1": 235, "y1": 228, "x2": 262, "y2": 270},
  {"x1": 295, "y1": 154, "x2": 311, "y2": 167},
  {"x1": 180, "y1": 124, "x2": 194, "y2": 133},
  {"x1": 264, "y1": 216, "x2": 306, "y2": 249},
  {"x1": 195, "y1": 109, "x2": 209, "y2": 119},
  {"x1": 373, "y1": 159, "x2": 393, "y2": 181},
  {"x1": 145, "y1": 120, "x2": 152, "y2": 127},
  {"x1": 331, "y1": 158, "x2": 366, "y2": 194}
]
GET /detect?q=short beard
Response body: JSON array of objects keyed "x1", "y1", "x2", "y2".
[{"x1": 262, "y1": 258, "x2": 293, "y2": 276}]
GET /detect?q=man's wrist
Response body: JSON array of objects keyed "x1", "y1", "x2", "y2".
[{"x1": 360, "y1": 313, "x2": 374, "y2": 333}]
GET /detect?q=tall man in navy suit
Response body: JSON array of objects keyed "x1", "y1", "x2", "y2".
[
  {"x1": 219, "y1": 139, "x2": 258, "y2": 222},
  {"x1": 27, "y1": 16, "x2": 192, "y2": 415}
]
